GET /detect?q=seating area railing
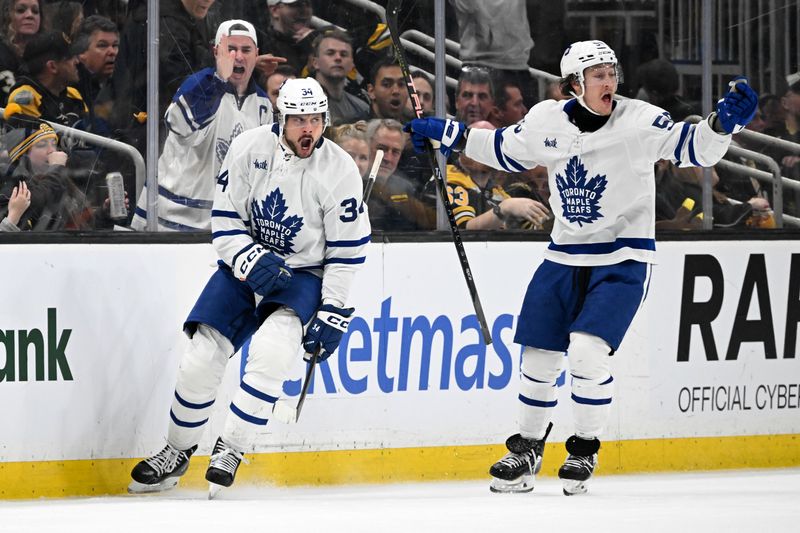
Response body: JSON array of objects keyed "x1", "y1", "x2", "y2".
[
  {"x1": 0, "y1": 106, "x2": 147, "y2": 206},
  {"x1": 686, "y1": 114, "x2": 800, "y2": 228}
]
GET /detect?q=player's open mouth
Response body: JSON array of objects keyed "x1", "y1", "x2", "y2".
[
  {"x1": 300, "y1": 137, "x2": 313, "y2": 150},
  {"x1": 390, "y1": 99, "x2": 402, "y2": 108},
  {"x1": 602, "y1": 93, "x2": 612, "y2": 103},
  {"x1": 232, "y1": 66, "x2": 245, "y2": 74}
]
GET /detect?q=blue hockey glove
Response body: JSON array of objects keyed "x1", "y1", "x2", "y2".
[
  {"x1": 302, "y1": 304, "x2": 355, "y2": 361},
  {"x1": 234, "y1": 246, "x2": 293, "y2": 297},
  {"x1": 403, "y1": 118, "x2": 466, "y2": 157},
  {"x1": 715, "y1": 76, "x2": 758, "y2": 134}
]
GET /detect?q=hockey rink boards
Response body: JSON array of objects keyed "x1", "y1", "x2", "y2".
[{"x1": 0, "y1": 239, "x2": 799, "y2": 499}]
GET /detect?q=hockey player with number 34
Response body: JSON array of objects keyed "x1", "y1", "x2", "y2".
[
  {"x1": 129, "y1": 77, "x2": 370, "y2": 495},
  {"x1": 405, "y1": 40, "x2": 757, "y2": 496}
]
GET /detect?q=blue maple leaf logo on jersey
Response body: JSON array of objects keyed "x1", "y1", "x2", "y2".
[
  {"x1": 216, "y1": 123, "x2": 244, "y2": 165},
  {"x1": 555, "y1": 156, "x2": 607, "y2": 227},
  {"x1": 251, "y1": 188, "x2": 304, "y2": 255}
]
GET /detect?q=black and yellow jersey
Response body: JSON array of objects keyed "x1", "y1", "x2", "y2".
[
  {"x1": 445, "y1": 164, "x2": 509, "y2": 227},
  {"x1": 4, "y1": 76, "x2": 88, "y2": 127}
]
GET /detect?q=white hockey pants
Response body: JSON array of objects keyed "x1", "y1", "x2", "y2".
[
  {"x1": 222, "y1": 306, "x2": 303, "y2": 451},
  {"x1": 168, "y1": 324, "x2": 233, "y2": 451},
  {"x1": 518, "y1": 332, "x2": 613, "y2": 440}
]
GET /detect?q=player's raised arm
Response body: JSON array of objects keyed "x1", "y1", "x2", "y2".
[
  {"x1": 164, "y1": 69, "x2": 228, "y2": 140},
  {"x1": 403, "y1": 108, "x2": 542, "y2": 173},
  {"x1": 645, "y1": 76, "x2": 758, "y2": 168}
]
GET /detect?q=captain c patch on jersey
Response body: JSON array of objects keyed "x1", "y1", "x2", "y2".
[
  {"x1": 555, "y1": 155, "x2": 607, "y2": 227},
  {"x1": 251, "y1": 188, "x2": 304, "y2": 255}
]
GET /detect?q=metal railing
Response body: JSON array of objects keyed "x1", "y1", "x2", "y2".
[
  {"x1": 399, "y1": 29, "x2": 561, "y2": 100},
  {"x1": 342, "y1": 0, "x2": 387, "y2": 21},
  {"x1": 734, "y1": 126, "x2": 800, "y2": 155},
  {"x1": 322, "y1": 0, "x2": 561, "y2": 99},
  {"x1": 726, "y1": 127, "x2": 800, "y2": 229},
  {"x1": 715, "y1": 157, "x2": 800, "y2": 228},
  {"x1": 722, "y1": 145, "x2": 792, "y2": 228},
  {"x1": 0, "y1": 107, "x2": 146, "y2": 204},
  {"x1": 309, "y1": 13, "x2": 461, "y2": 90},
  {"x1": 685, "y1": 114, "x2": 800, "y2": 228},
  {"x1": 395, "y1": 37, "x2": 459, "y2": 90},
  {"x1": 399, "y1": 30, "x2": 461, "y2": 57}
]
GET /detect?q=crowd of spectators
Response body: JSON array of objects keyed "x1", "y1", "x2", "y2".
[{"x1": 0, "y1": 0, "x2": 796, "y2": 234}]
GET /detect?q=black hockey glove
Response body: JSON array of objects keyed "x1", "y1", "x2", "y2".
[{"x1": 302, "y1": 304, "x2": 354, "y2": 361}]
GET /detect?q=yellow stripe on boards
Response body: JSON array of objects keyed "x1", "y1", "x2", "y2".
[{"x1": 1, "y1": 434, "x2": 798, "y2": 500}]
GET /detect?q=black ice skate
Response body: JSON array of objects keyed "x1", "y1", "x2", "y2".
[
  {"x1": 489, "y1": 422, "x2": 553, "y2": 493},
  {"x1": 205, "y1": 437, "x2": 247, "y2": 498},
  {"x1": 128, "y1": 443, "x2": 197, "y2": 493},
  {"x1": 558, "y1": 435, "x2": 600, "y2": 496}
]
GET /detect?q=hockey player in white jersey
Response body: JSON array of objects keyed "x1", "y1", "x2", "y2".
[
  {"x1": 131, "y1": 19, "x2": 275, "y2": 231},
  {"x1": 405, "y1": 40, "x2": 758, "y2": 495},
  {"x1": 129, "y1": 77, "x2": 370, "y2": 494}
]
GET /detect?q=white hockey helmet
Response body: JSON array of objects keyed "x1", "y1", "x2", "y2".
[
  {"x1": 276, "y1": 77, "x2": 330, "y2": 132},
  {"x1": 560, "y1": 40, "x2": 621, "y2": 115},
  {"x1": 560, "y1": 40, "x2": 618, "y2": 81}
]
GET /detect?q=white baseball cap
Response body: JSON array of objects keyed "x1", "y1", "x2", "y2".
[{"x1": 215, "y1": 19, "x2": 258, "y2": 47}]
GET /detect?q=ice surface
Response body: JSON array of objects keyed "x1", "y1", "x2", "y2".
[{"x1": 2, "y1": 469, "x2": 798, "y2": 532}]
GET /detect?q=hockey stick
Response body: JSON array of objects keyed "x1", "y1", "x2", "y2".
[
  {"x1": 272, "y1": 349, "x2": 317, "y2": 424},
  {"x1": 274, "y1": 152, "x2": 384, "y2": 424},
  {"x1": 293, "y1": 350, "x2": 317, "y2": 422},
  {"x1": 385, "y1": 0, "x2": 492, "y2": 344},
  {"x1": 363, "y1": 148, "x2": 383, "y2": 203},
  {"x1": 274, "y1": 154, "x2": 384, "y2": 425}
]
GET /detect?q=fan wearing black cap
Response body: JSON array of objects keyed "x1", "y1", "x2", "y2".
[{"x1": 3, "y1": 30, "x2": 87, "y2": 127}]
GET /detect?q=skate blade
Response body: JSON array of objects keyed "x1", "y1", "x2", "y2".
[
  {"x1": 127, "y1": 477, "x2": 179, "y2": 494},
  {"x1": 561, "y1": 479, "x2": 588, "y2": 496},
  {"x1": 208, "y1": 482, "x2": 224, "y2": 500},
  {"x1": 489, "y1": 474, "x2": 534, "y2": 494}
]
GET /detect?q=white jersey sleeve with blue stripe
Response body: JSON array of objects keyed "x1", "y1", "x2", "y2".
[
  {"x1": 165, "y1": 68, "x2": 228, "y2": 140},
  {"x1": 318, "y1": 150, "x2": 372, "y2": 306},
  {"x1": 463, "y1": 98, "x2": 731, "y2": 266},
  {"x1": 639, "y1": 103, "x2": 730, "y2": 168},
  {"x1": 130, "y1": 68, "x2": 272, "y2": 232}
]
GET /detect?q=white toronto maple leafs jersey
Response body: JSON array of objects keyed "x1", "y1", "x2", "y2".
[
  {"x1": 464, "y1": 98, "x2": 731, "y2": 266},
  {"x1": 211, "y1": 123, "x2": 371, "y2": 307},
  {"x1": 131, "y1": 68, "x2": 272, "y2": 231}
]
